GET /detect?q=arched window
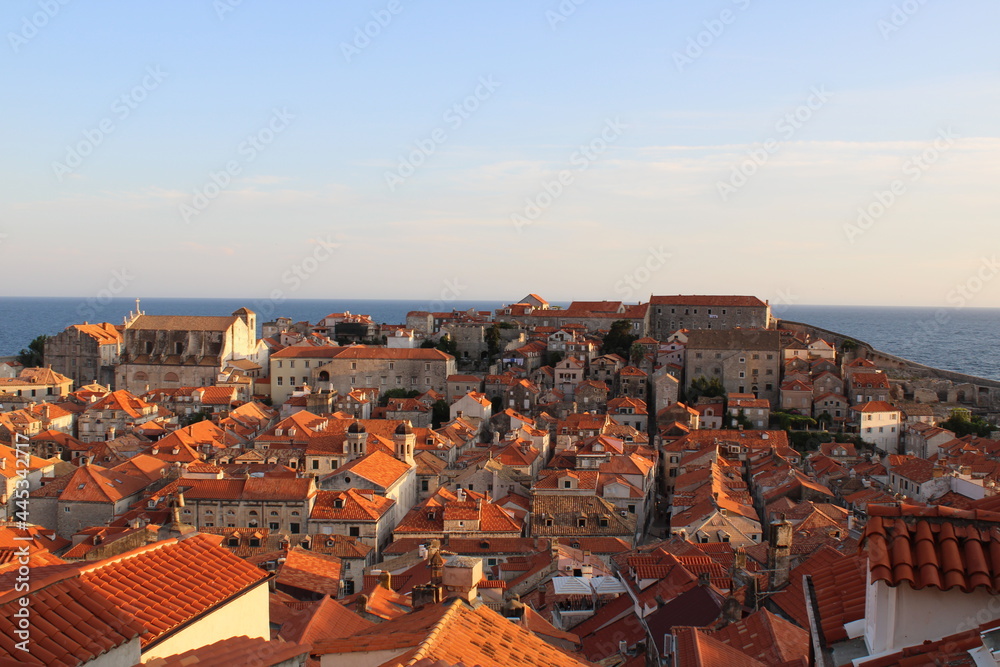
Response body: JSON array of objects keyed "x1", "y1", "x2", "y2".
[
  {"x1": 134, "y1": 372, "x2": 148, "y2": 382},
  {"x1": 165, "y1": 372, "x2": 179, "y2": 383}
]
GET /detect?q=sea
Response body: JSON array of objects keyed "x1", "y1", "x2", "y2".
[{"x1": 1, "y1": 297, "x2": 998, "y2": 382}]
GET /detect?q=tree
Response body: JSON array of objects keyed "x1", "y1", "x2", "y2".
[
  {"x1": 545, "y1": 351, "x2": 564, "y2": 367},
  {"x1": 380, "y1": 388, "x2": 421, "y2": 407},
  {"x1": 180, "y1": 410, "x2": 211, "y2": 427},
  {"x1": 686, "y1": 376, "x2": 726, "y2": 404},
  {"x1": 840, "y1": 338, "x2": 858, "y2": 352},
  {"x1": 601, "y1": 320, "x2": 638, "y2": 359},
  {"x1": 17, "y1": 335, "x2": 48, "y2": 367},
  {"x1": 940, "y1": 409, "x2": 995, "y2": 438},
  {"x1": 629, "y1": 342, "x2": 647, "y2": 366},
  {"x1": 436, "y1": 335, "x2": 458, "y2": 356},
  {"x1": 728, "y1": 408, "x2": 753, "y2": 430},
  {"x1": 485, "y1": 324, "x2": 502, "y2": 359},
  {"x1": 432, "y1": 399, "x2": 450, "y2": 428}
]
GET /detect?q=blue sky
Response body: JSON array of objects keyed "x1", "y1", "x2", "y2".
[{"x1": 2, "y1": 0, "x2": 999, "y2": 308}]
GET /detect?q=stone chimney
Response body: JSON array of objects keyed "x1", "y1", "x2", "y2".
[
  {"x1": 378, "y1": 570, "x2": 392, "y2": 590},
  {"x1": 411, "y1": 583, "x2": 443, "y2": 610},
  {"x1": 767, "y1": 514, "x2": 793, "y2": 589},
  {"x1": 697, "y1": 571, "x2": 710, "y2": 587},
  {"x1": 442, "y1": 556, "x2": 483, "y2": 603}
]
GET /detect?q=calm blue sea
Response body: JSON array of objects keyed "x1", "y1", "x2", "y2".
[{"x1": 1, "y1": 298, "x2": 998, "y2": 381}]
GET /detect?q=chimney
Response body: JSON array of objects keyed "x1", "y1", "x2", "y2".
[
  {"x1": 378, "y1": 571, "x2": 392, "y2": 590},
  {"x1": 355, "y1": 594, "x2": 369, "y2": 614},
  {"x1": 767, "y1": 514, "x2": 793, "y2": 589},
  {"x1": 411, "y1": 583, "x2": 443, "y2": 610},
  {"x1": 698, "y1": 571, "x2": 710, "y2": 587},
  {"x1": 734, "y1": 546, "x2": 747, "y2": 571},
  {"x1": 442, "y1": 556, "x2": 483, "y2": 603},
  {"x1": 718, "y1": 595, "x2": 742, "y2": 627}
]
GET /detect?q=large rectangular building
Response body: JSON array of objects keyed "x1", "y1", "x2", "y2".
[
  {"x1": 314, "y1": 346, "x2": 457, "y2": 397},
  {"x1": 684, "y1": 329, "x2": 782, "y2": 404},
  {"x1": 648, "y1": 295, "x2": 771, "y2": 339}
]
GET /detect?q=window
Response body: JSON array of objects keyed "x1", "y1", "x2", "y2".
[
  {"x1": 563, "y1": 480, "x2": 571, "y2": 489},
  {"x1": 289, "y1": 361, "x2": 295, "y2": 368},
  {"x1": 425, "y1": 363, "x2": 430, "y2": 371},
  {"x1": 351, "y1": 362, "x2": 357, "y2": 370},
  {"x1": 349, "y1": 526, "x2": 360, "y2": 537},
  {"x1": 269, "y1": 522, "x2": 279, "y2": 530},
  {"x1": 577, "y1": 518, "x2": 586, "y2": 528},
  {"x1": 289, "y1": 377, "x2": 296, "y2": 385},
  {"x1": 389, "y1": 362, "x2": 394, "y2": 370},
  {"x1": 277, "y1": 377, "x2": 283, "y2": 386},
  {"x1": 599, "y1": 518, "x2": 609, "y2": 527},
  {"x1": 739, "y1": 357, "x2": 745, "y2": 363},
  {"x1": 304, "y1": 360, "x2": 310, "y2": 368},
  {"x1": 278, "y1": 361, "x2": 283, "y2": 368},
  {"x1": 738, "y1": 372, "x2": 745, "y2": 378},
  {"x1": 312, "y1": 459, "x2": 319, "y2": 469},
  {"x1": 421, "y1": 479, "x2": 429, "y2": 492}
]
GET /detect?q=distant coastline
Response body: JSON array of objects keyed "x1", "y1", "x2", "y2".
[{"x1": 1, "y1": 297, "x2": 998, "y2": 382}]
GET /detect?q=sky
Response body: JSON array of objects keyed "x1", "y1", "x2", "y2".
[{"x1": 2, "y1": 0, "x2": 999, "y2": 308}]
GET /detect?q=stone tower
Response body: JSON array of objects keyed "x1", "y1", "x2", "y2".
[{"x1": 394, "y1": 420, "x2": 415, "y2": 466}]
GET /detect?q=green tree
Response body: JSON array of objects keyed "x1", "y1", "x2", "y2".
[
  {"x1": 940, "y1": 409, "x2": 995, "y2": 438},
  {"x1": 485, "y1": 324, "x2": 502, "y2": 359},
  {"x1": 436, "y1": 335, "x2": 458, "y2": 356},
  {"x1": 686, "y1": 376, "x2": 726, "y2": 404},
  {"x1": 601, "y1": 320, "x2": 638, "y2": 359},
  {"x1": 180, "y1": 410, "x2": 212, "y2": 427},
  {"x1": 432, "y1": 399, "x2": 450, "y2": 428},
  {"x1": 17, "y1": 335, "x2": 48, "y2": 367},
  {"x1": 545, "y1": 351, "x2": 564, "y2": 367},
  {"x1": 840, "y1": 338, "x2": 858, "y2": 352},
  {"x1": 380, "y1": 388, "x2": 421, "y2": 406}
]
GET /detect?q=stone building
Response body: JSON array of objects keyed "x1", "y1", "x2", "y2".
[
  {"x1": 44, "y1": 322, "x2": 122, "y2": 389},
  {"x1": 268, "y1": 345, "x2": 342, "y2": 405},
  {"x1": 314, "y1": 347, "x2": 456, "y2": 396},
  {"x1": 684, "y1": 329, "x2": 782, "y2": 404},
  {"x1": 116, "y1": 308, "x2": 260, "y2": 393},
  {"x1": 648, "y1": 295, "x2": 771, "y2": 338}
]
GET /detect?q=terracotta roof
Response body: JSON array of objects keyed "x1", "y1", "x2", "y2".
[
  {"x1": 144, "y1": 635, "x2": 309, "y2": 666},
  {"x1": 758, "y1": 542, "x2": 860, "y2": 643},
  {"x1": 672, "y1": 626, "x2": 769, "y2": 667},
  {"x1": 86, "y1": 389, "x2": 154, "y2": 417},
  {"x1": 0, "y1": 575, "x2": 146, "y2": 666},
  {"x1": 313, "y1": 598, "x2": 592, "y2": 666},
  {"x1": 650, "y1": 295, "x2": 768, "y2": 307},
  {"x1": 706, "y1": 608, "x2": 808, "y2": 665},
  {"x1": 276, "y1": 547, "x2": 343, "y2": 597},
  {"x1": 275, "y1": 594, "x2": 374, "y2": 645},
  {"x1": 311, "y1": 489, "x2": 395, "y2": 522},
  {"x1": 270, "y1": 345, "x2": 342, "y2": 359},
  {"x1": 331, "y1": 449, "x2": 412, "y2": 489},
  {"x1": 79, "y1": 534, "x2": 269, "y2": 646},
  {"x1": 862, "y1": 503, "x2": 1000, "y2": 594},
  {"x1": 329, "y1": 346, "x2": 454, "y2": 360}
]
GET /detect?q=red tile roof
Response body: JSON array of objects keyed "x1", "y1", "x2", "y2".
[
  {"x1": 276, "y1": 547, "x2": 343, "y2": 597},
  {"x1": 672, "y1": 626, "x2": 768, "y2": 667},
  {"x1": 650, "y1": 295, "x2": 767, "y2": 307},
  {"x1": 770, "y1": 545, "x2": 867, "y2": 643},
  {"x1": 706, "y1": 608, "x2": 809, "y2": 665},
  {"x1": 79, "y1": 534, "x2": 269, "y2": 646},
  {"x1": 314, "y1": 598, "x2": 592, "y2": 666},
  {"x1": 144, "y1": 635, "x2": 310, "y2": 666},
  {"x1": 0, "y1": 576, "x2": 146, "y2": 666},
  {"x1": 862, "y1": 503, "x2": 1000, "y2": 594}
]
